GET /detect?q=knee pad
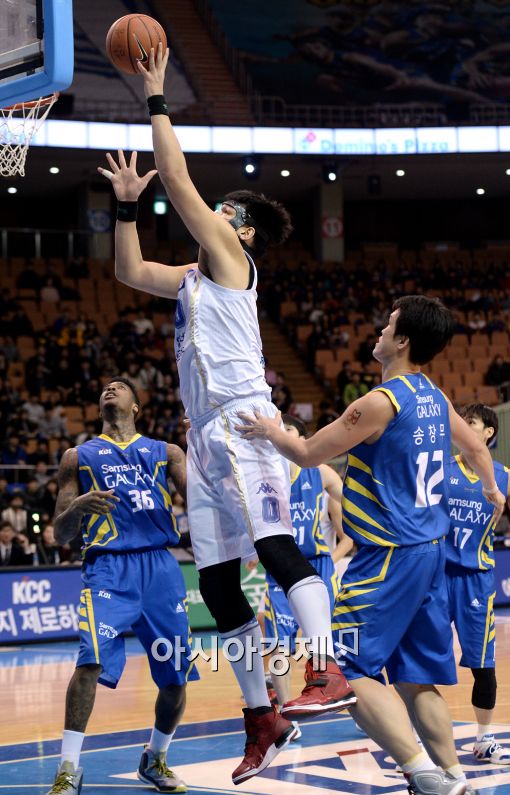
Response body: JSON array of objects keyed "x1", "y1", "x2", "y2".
[
  {"x1": 198, "y1": 559, "x2": 254, "y2": 633},
  {"x1": 471, "y1": 667, "x2": 497, "y2": 710},
  {"x1": 255, "y1": 535, "x2": 317, "y2": 594}
]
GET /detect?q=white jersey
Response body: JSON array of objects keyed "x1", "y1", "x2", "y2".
[
  {"x1": 174, "y1": 255, "x2": 270, "y2": 422},
  {"x1": 320, "y1": 492, "x2": 337, "y2": 555}
]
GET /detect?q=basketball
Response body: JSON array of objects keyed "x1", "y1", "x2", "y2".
[{"x1": 106, "y1": 14, "x2": 167, "y2": 75}]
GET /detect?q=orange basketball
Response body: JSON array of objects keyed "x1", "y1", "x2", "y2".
[{"x1": 106, "y1": 14, "x2": 167, "y2": 75}]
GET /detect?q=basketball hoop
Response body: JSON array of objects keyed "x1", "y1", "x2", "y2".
[{"x1": 0, "y1": 92, "x2": 59, "y2": 178}]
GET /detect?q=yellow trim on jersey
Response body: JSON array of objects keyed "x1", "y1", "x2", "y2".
[
  {"x1": 98, "y1": 433, "x2": 142, "y2": 449},
  {"x1": 338, "y1": 586, "x2": 377, "y2": 601},
  {"x1": 83, "y1": 588, "x2": 100, "y2": 664},
  {"x1": 342, "y1": 497, "x2": 395, "y2": 535},
  {"x1": 78, "y1": 607, "x2": 87, "y2": 617},
  {"x1": 79, "y1": 465, "x2": 119, "y2": 551},
  {"x1": 290, "y1": 466, "x2": 302, "y2": 486},
  {"x1": 347, "y1": 454, "x2": 383, "y2": 486},
  {"x1": 153, "y1": 460, "x2": 180, "y2": 537},
  {"x1": 344, "y1": 476, "x2": 387, "y2": 510},
  {"x1": 342, "y1": 547, "x2": 394, "y2": 589},
  {"x1": 331, "y1": 619, "x2": 366, "y2": 630},
  {"x1": 421, "y1": 374, "x2": 437, "y2": 390},
  {"x1": 455, "y1": 455, "x2": 479, "y2": 485},
  {"x1": 312, "y1": 490, "x2": 329, "y2": 555},
  {"x1": 396, "y1": 375, "x2": 416, "y2": 393},
  {"x1": 333, "y1": 602, "x2": 374, "y2": 615},
  {"x1": 480, "y1": 592, "x2": 496, "y2": 667},
  {"x1": 79, "y1": 621, "x2": 90, "y2": 631},
  {"x1": 373, "y1": 387, "x2": 400, "y2": 413},
  {"x1": 343, "y1": 513, "x2": 396, "y2": 547},
  {"x1": 221, "y1": 409, "x2": 255, "y2": 540}
]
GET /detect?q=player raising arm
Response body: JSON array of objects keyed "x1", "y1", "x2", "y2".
[{"x1": 237, "y1": 296, "x2": 505, "y2": 795}]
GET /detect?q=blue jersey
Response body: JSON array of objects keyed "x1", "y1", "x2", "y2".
[
  {"x1": 342, "y1": 374, "x2": 450, "y2": 547},
  {"x1": 445, "y1": 455, "x2": 509, "y2": 571},
  {"x1": 267, "y1": 466, "x2": 329, "y2": 586},
  {"x1": 77, "y1": 434, "x2": 179, "y2": 560}
]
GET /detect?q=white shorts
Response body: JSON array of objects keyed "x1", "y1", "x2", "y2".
[{"x1": 186, "y1": 396, "x2": 294, "y2": 570}]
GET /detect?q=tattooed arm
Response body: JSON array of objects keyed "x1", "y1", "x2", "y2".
[
  {"x1": 236, "y1": 391, "x2": 395, "y2": 468},
  {"x1": 166, "y1": 443, "x2": 187, "y2": 499},
  {"x1": 53, "y1": 448, "x2": 119, "y2": 544}
]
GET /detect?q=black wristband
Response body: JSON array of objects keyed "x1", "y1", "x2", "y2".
[
  {"x1": 117, "y1": 201, "x2": 138, "y2": 223},
  {"x1": 147, "y1": 94, "x2": 169, "y2": 117}
]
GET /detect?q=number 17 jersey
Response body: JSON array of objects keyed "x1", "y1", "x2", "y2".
[
  {"x1": 341, "y1": 373, "x2": 451, "y2": 547},
  {"x1": 77, "y1": 434, "x2": 180, "y2": 560}
]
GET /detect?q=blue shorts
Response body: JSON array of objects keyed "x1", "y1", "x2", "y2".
[
  {"x1": 337, "y1": 539, "x2": 456, "y2": 685},
  {"x1": 264, "y1": 555, "x2": 341, "y2": 657},
  {"x1": 446, "y1": 563, "x2": 496, "y2": 669},
  {"x1": 78, "y1": 548, "x2": 199, "y2": 689}
]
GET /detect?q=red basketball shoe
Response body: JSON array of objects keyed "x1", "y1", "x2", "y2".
[
  {"x1": 232, "y1": 705, "x2": 298, "y2": 785},
  {"x1": 281, "y1": 658, "x2": 356, "y2": 718}
]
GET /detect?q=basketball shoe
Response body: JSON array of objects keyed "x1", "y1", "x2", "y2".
[
  {"x1": 281, "y1": 657, "x2": 356, "y2": 718},
  {"x1": 46, "y1": 761, "x2": 83, "y2": 795},
  {"x1": 473, "y1": 734, "x2": 510, "y2": 764},
  {"x1": 137, "y1": 746, "x2": 187, "y2": 792},
  {"x1": 408, "y1": 768, "x2": 466, "y2": 795},
  {"x1": 232, "y1": 705, "x2": 298, "y2": 785}
]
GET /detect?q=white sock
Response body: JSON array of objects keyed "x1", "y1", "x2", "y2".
[
  {"x1": 445, "y1": 764, "x2": 465, "y2": 781},
  {"x1": 61, "y1": 730, "x2": 85, "y2": 769},
  {"x1": 149, "y1": 728, "x2": 174, "y2": 754},
  {"x1": 402, "y1": 751, "x2": 436, "y2": 776},
  {"x1": 287, "y1": 576, "x2": 335, "y2": 662},
  {"x1": 220, "y1": 618, "x2": 271, "y2": 709},
  {"x1": 477, "y1": 723, "x2": 492, "y2": 742}
]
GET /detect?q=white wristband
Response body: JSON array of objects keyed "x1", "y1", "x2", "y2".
[{"x1": 483, "y1": 484, "x2": 498, "y2": 495}]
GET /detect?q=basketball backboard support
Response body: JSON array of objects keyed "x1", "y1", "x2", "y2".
[{"x1": 0, "y1": 0, "x2": 73, "y2": 106}]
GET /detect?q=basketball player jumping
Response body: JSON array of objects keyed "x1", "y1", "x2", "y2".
[
  {"x1": 46, "y1": 378, "x2": 198, "y2": 795},
  {"x1": 236, "y1": 296, "x2": 506, "y2": 795},
  {"x1": 98, "y1": 44, "x2": 355, "y2": 785},
  {"x1": 445, "y1": 403, "x2": 510, "y2": 765}
]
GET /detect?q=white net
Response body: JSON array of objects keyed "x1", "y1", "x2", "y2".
[{"x1": 0, "y1": 93, "x2": 58, "y2": 177}]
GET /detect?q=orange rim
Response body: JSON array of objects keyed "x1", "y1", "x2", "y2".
[{"x1": 2, "y1": 91, "x2": 59, "y2": 112}]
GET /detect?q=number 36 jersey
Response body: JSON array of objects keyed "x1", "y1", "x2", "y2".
[
  {"x1": 341, "y1": 374, "x2": 451, "y2": 548},
  {"x1": 77, "y1": 434, "x2": 179, "y2": 560},
  {"x1": 445, "y1": 454, "x2": 509, "y2": 571}
]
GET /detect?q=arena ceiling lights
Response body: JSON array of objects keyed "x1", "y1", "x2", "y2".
[{"x1": 26, "y1": 122, "x2": 510, "y2": 156}]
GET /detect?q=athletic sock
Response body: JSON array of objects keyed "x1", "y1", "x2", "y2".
[
  {"x1": 445, "y1": 764, "x2": 465, "y2": 781},
  {"x1": 287, "y1": 576, "x2": 335, "y2": 662},
  {"x1": 402, "y1": 751, "x2": 436, "y2": 776},
  {"x1": 220, "y1": 618, "x2": 271, "y2": 709},
  {"x1": 61, "y1": 730, "x2": 85, "y2": 769},
  {"x1": 149, "y1": 728, "x2": 174, "y2": 755},
  {"x1": 476, "y1": 724, "x2": 492, "y2": 742}
]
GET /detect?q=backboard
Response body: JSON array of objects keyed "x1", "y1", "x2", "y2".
[{"x1": 0, "y1": 0, "x2": 74, "y2": 106}]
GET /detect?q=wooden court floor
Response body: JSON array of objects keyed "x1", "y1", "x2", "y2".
[{"x1": 1, "y1": 614, "x2": 509, "y2": 747}]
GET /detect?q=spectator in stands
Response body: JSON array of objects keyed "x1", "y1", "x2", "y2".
[
  {"x1": 139, "y1": 359, "x2": 164, "y2": 391},
  {"x1": 0, "y1": 522, "x2": 33, "y2": 566},
  {"x1": 9, "y1": 308, "x2": 34, "y2": 338},
  {"x1": 66, "y1": 381, "x2": 86, "y2": 407},
  {"x1": 21, "y1": 395, "x2": 45, "y2": 430},
  {"x1": 133, "y1": 309, "x2": 154, "y2": 336},
  {"x1": 40, "y1": 277, "x2": 61, "y2": 304},
  {"x1": 1, "y1": 492, "x2": 28, "y2": 534},
  {"x1": 468, "y1": 311, "x2": 487, "y2": 336},
  {"x1": 23, "y1": 478, "x2": 43, "y2": 510},
  {"x1": 1, "y1": 434, "x2": 28, "y2": 470},
  {"x1": 343, "y1": 371, "x2": 369, "y2": 407},
  {"x1": 28, "y1": 440, "x2": 50, "y2": 465},
  {"x1": 485, "y1": 354, "x2": 510, "y2": 387},
  {"x1": 357, "y1": 333, "x2": 378, "y2": 366},
  {"x1": 336, "y1": 361, "x2": 353, "y2": 402},
  {"x1": 451, "y1": 310, "x2": 469, "y2": 337},
  {"x1": 37, "y1": 405, "x2": 68, "y2": 440},
  {"x1": 26, "y1": 362, "x2": 51, "y2": 394},
  {"x1": 0, "y1": 477, "x2": 10, "y2": 510},
  {"x1": 0, "y1": 334, "x2": 19, "y2": 362},
  {"x1": 487, "y1": 314, "x2": 508, "y2": 337},
  {"x1": 40, "y1": 478, "x2": 58, "y2": 517},
  {"x1": 316, "y1": 400, "x2": 339, "y2": 430},
  {"x1": 33, "y1": 461, "x2": 51, "y2": 489},
  {"x1": 52, "y1": 437, "x2": 72, "y2": 465},
  {"x1": 35, "y1": 524, "x2": 69, "y2": 565},
  {"x1": 264, "y1": 360, "x2": 278, "y2": 387},
  {"x1": 75, "y1": 421, "x2": 98, "y2": 445},
  {"x1": 271, "y1": 372, "x2": 293, "y2": 413}
]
